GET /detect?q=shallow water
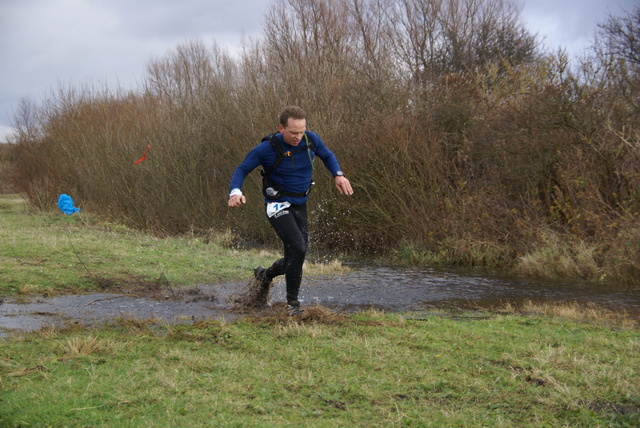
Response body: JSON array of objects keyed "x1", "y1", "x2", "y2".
[
  {"x1": 1, "y1": 266, "x2": 638, "y2": 336},
  {"x1": 297, "y1": 266, "x2": 640, "y2": 314}
]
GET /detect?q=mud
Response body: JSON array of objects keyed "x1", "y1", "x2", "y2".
[
  {"x1": 1, "y1": 265, "x2": 639, "y2": 337},
  {"x1": 232, "y1": 277, "x2": 272, "y2": 310}
]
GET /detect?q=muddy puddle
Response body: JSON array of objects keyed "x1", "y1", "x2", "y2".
[{"x1": 1, "y1": 266, "x2": 638, "y2": 336}]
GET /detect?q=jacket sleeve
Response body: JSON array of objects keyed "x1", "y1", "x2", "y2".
[
  {"x1": 229, "y1": 145, "x2": 263, "y2": 192},
  {"x1": 309, "y1": 132, "x2": 342, "y2": 176}
]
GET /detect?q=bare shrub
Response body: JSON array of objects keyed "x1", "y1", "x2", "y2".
[{"x1": 9, "y1": 1, "x2": 639, "y2": 285}]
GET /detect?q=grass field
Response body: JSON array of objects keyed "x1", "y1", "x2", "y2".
[
  {"x1": 1, "y1": 194, "x2": 639, "y2": 426},
  {"x1": 0, "y1": 194, "x2": 347, "y2": 297},
  {"x1": 1, "y1": 307, "x2": 638, "y2": 427}
]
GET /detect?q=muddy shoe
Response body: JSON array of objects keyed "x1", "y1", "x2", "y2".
[
  {"x1": 253, "y1": 266, "x2": 273, "y2": 307},
  {"x1": 254, "y1": 266, "x2": 272, "y2": 285},
  {"x1": 286, "y1": 301, "x2": 304, "y2": 316}
]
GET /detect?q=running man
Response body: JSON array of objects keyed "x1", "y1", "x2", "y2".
[{"x1": 228, "y1": 106, "x2": 353, "y2": 315}]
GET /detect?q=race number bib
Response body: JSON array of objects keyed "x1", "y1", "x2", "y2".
[{"x1": 266, "y1": 201, "x2": 291, "y2": 218}]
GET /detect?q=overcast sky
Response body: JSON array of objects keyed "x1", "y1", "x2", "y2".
[{"x1": 0, "y1": 0, "x2": 637, "y2": 142}]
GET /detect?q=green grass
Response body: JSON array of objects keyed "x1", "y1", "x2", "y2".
[
  {"x1": 0, "y1": 194, "x2": 346, "y2": 296},
  {"x1": 1, "y1": 309, "x2": 638, "y2": 427},
  {"x1": 1, "y1": 193, "x2": 639, "y2": 426}
]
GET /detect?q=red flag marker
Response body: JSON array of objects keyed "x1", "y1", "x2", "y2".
[{"x1": 135, "y1": 145, "x2": 151, "y2": 164}]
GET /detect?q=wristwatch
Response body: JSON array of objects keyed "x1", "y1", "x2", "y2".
[{"x1": 335, "y1": 171, "x2": 344, "y2": 177}]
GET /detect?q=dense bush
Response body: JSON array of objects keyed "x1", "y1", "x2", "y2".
[{"x1": 9, "y1": 0, "x2": 639, "y2": 284}]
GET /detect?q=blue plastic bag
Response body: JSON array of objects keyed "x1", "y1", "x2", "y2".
[{"x1": 57, "y1": 194, "x2": 80, "y2": 215}]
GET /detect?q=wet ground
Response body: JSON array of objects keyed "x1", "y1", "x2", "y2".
[{"x1": 1, "y1": 266, "x2": 639, "y2": 336}]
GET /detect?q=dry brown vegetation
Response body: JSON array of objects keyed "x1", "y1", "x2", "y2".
[
  {"x1": 5, "y1": 0, "x2": 639, "y2": 285},
  {"x1": 0, "y1": 143, "x2": 17, "y2": 193}
]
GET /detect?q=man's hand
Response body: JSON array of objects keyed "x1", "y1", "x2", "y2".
[
  {"x1": 228, "y1": 194, "x2": 247, "y2": 207},
  {"x1": 335, "y1": 176, "x2": 354, "y2": 196}
]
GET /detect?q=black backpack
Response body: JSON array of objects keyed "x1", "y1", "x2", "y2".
[{"x1": 260, "y1": 132, "x2": 316, "y2": 200}]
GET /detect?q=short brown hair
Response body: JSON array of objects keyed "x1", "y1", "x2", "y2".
[{"x1": 279, "y1": 106, "x2": 306, "y2": 127}]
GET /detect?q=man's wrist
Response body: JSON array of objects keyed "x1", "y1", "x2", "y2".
[
  {"x1": 229, "y1": 188, "x2": 243, "y2": 198},
  {"x1": 334, "y1": 171, "x2": 344, "y2": 178}
]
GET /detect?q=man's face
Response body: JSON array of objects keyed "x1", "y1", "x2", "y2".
[{"x1": 278, "y1": 118, "x2": 306, "y2": 146}]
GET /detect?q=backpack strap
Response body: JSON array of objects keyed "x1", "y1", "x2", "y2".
[
  {"x1": 260, "y1": 134, "x2": 283, "y2": 177},
  {"x1": 304, "y1": 133, "x2": 316, "y2": 171},
  {"x1": 305, "y1": 132, "x2": 316, "y2": 152}
]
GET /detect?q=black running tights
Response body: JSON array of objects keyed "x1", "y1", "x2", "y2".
[{"x1": 265, "y1": 202, "x2": 308, "y2": 303}]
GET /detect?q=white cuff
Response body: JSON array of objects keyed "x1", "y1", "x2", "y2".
[{"x1": 229, "y1": 188, "x2": 243, "y2": 198}]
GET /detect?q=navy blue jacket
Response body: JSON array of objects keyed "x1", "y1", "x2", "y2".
[{"x1": 229, "y1": 131, "x2": 342, "y2": 205}]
